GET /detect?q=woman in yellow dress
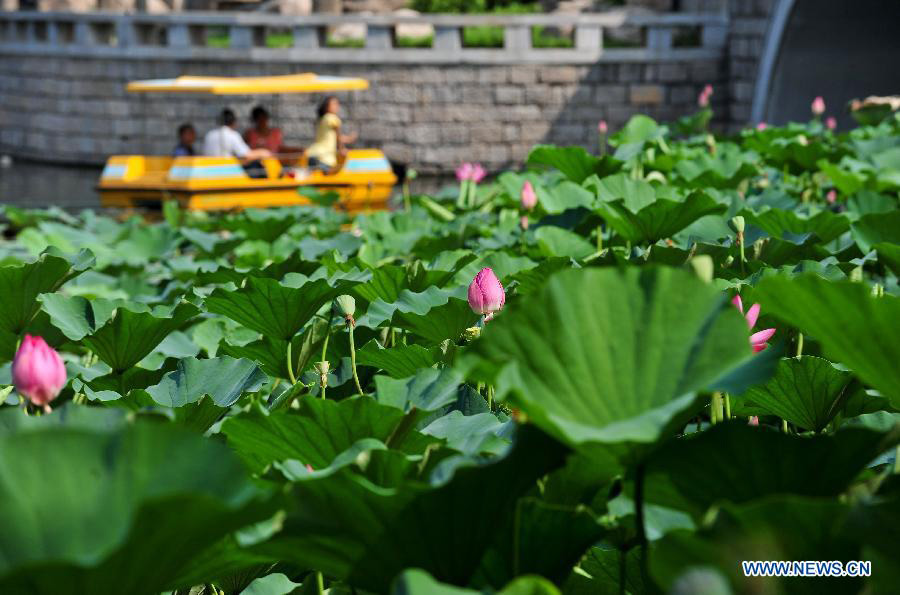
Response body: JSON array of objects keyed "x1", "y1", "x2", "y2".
[{"x1": 306, "y1": 96, "x2": 357, "y2": 174}]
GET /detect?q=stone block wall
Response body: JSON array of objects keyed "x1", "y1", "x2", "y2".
[
  {"x1": 0, "y1": 55, "x2": 727, "y2": 173},
  {"x1": 727, "y1": 0, "x2": 776, "y2": 128}
]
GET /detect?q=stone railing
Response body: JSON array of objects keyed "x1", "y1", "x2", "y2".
[{"x1": 0, "y1": 9, "x2": 728, "y2": 64}]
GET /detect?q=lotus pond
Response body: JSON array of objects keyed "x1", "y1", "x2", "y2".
[{"x1": 1, "y1": 108, "x2": 899, "y2": 595}]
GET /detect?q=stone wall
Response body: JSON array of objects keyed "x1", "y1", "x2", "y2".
[
  {"x1": 0, "y1": 55, "x2": 727, "y2": 173},
  {"x1": 727, "y1": 0, "x2": 775, "y2": 128}
]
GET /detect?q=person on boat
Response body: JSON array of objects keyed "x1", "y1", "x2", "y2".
[
  {"x1": 245, "y1": 106, "x2": 284, "y2": 153},
  {"x1": 306, "y1": 96, "x2": 357, "y2": 173},
  {"x1": 173, "y1": 123, "x2": 196, "y2": 156},
  {"x1": 203, "y1": 108, "x2": 271, "y2": 162}
]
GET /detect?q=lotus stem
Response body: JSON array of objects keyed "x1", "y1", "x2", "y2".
[
  {"x1": 724, "y1": 393, "x2": 731, "y2": 420},
  {"x1": 347, "y1": 319, "x2": 364, "y2": 396},
  {"x1": 487, "y1": 385, "x2": 494, "y2": 412},
  {"x1": 316, "y1": 571, "x2": 325, "y2": 595},
  {"x1": 596, "y1": 225, "x2": 603, "y2": 253},
  {"x1": 796, "y1": 332, "x2": 804, "y2": 358},
  {"x1": 456, "y1": 179, "x2": 468, "y2": 209},
  {"x1": 285, "y1": 341, "x2": 297, "y2": 385},
  {"x1": 634, "y1": 463, "x2": 649, "y2": 588},
  {"x1": 710, "y1": 392, "x2": 724, "y2": 424}
]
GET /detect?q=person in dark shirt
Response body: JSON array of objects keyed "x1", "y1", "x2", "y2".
[{"x1": 173, "y1": 123, "x2": 196, "y2": 157}]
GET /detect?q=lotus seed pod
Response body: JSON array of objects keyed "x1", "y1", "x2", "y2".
[
  {"x1": 333, "y1": 294, "x2": 356, "y2": 318},
  {"x1": 731, "y1": 215, "x2": 745, "y2": 234}
]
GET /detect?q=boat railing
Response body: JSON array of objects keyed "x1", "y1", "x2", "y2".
[{"x1": 0, "y1": 9, "x2": 728, "y2": 64}]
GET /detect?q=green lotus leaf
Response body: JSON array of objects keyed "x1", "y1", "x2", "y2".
[
  {"x1": 81, "y1": 301, "x2": 200, "y2": 372},
  {"x1": 205, "y1": 276, "x2": 357, "y2": 340},
  {"x1": 740, "y1": 356, "x2": 857, "y2": 432},
  {"x1": 0, "y1": 411, "x2": 269, "y2": 594},
  {"x1": 466, "y1": 267, "x2": 760, "y2": 447},
  {"x1": 850, "y1": 210, "x2": 900, "y2": 253},
  {"x1": 357, "y1": 341, "x2": 439, "y2": 378},
  {"x1": 642, "y1": 423, "x2": 899, "y2": 519},
  {"x1": 222, "y1": 397, "x2": 437, "y2": 474},
  {"x1": 0, "y1": 248, "x2": 94, "y2": 359},
  {"x1": 252, "y1": 426, "x2": 566, "y2": 591},
  {"x1": 754, "y1": 274, "x2": 900, "y2": 407}
]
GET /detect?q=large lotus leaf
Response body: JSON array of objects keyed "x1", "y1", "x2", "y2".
[
  {"x1": 38, "y1": 294, "x2": 118, "y2": 341},
  {"x1": 532, "y1": 180, "x2": 595, "y2": 215},
  {"x1": 650, "y1": 496, "x2": 860, "y2": 595},
  {"x1": 205, "y1": 277, "x2": 355, "y2": 340},
  {"x1": 392, "y1": 298, "x2": 477, "y2": 344},
  {"x1": 642, "y1": 423, "x2": 899, "y2": 519},
  {"x1": 0, "y1": 402, "x2": 127, "y2": 436},
  {"x1": 0, "y1": 248, "x2": 93, "y2": 358},
  {"x1": 467, "y1": 267, "x2": 757, "y2": 447},
  {"x1": 422, "y1": 411, "x2": 511, "y2": 456},
  {"x1": 740, "y1": 356, "x2": 856, "y2": 432},
  {"x1": 81, "y1": 301, "x2": 199, "y2": 372},
  {"x1": 252, "y1": 426, "x2": 567, "y2": 591},
  {"x1": 562, "y1": 547, "x2": 642, "y2": 595},
  {"x1": 0, "y1": 414, "x2": 269, "y2": 595},
  {"x1": 222, "y1": 397, "x2": 437, "y2": 474},
  {"x1": 357, "y1": 341, "x2": 439, "y2": 378},
  {"x1": 358, "y1": 286, "x2": 456, "y2": 328},
  {"x1": 754, "y1": 274, "x2": 900, "y2": 407},
  {"x1": 876, "y1": 242, "x2": 900, "y2": 276},
  {"x1": 590, "y1": 176, "x2": 726, "y2": 243},
  {"x1": 850, "y1": 210, "x2": 900, "y2": 253},
  {"x1": 673, "y1": 144, "x2": 758, "y2": 189},
  {"x1": 740, "y1": 207, "x2": 850, "y2": 244},
  {"x1": 534, "y1": 226, "x2": 595, "y2": 259},
  {"x1": 139, "y1": 356, "x2": 266, "y2": 408},
  {"x1": 222, "y1": 209, "x2": 298, "y2": 242},
  {"x1": 526, "y1": 145, "x2": 619, "y2": 184},
  {"x1": 474, "y1": 497, "x2": 604, "y2": 588},
  {"x1": 373, "y1": 368, "x2": 463, "y2": 413},
  {"x1": 221, "y1": 318, "x2": 328, "y2": 380},
  {"x1": 392, "y1": 570, "x2": 561, "y2": 595}
]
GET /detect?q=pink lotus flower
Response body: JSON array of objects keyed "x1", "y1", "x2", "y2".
[
  {"x1": 456, "y1": 162, "x2": 474, "y2": 182},
  {"x1": 811, "y1": 96, "x2": 825, "y2": 116},
  {"x1": 825, "y1": 116, "x2": 836, "y2": 130},
  {"x1": 597, "y1": 120, "x2": 608, "y2": 134},
  {"x1": 756, "y1": 121, "x2": 768, "y2": 131},
  {"x1": 520, "y1": 180, "x2": 537, "y2": 210},
  {"x1": 520, "y1": 215, "x2": 529, "y2": 230},
  {"x1": 12, "y1": 335, "x2": 66, "y2": 413},
  {"x1": 470, "y1": 163, "x2": 486, "y2": 184},
  {"x1": 826, "y1": 189, "x2": 837, "y2": 204},
  {"x1": 748, "y1": 416, "x2": 759, "y2": 426},
  {"x1": 732, "y1": 295, "x2": 776, "y2": 353},
  {"x1": 698, "y1": 84, "x2": 713, "y2": 107},
  {"x1": 468, "y1": 267, "x2": 505, "y2": 321}
]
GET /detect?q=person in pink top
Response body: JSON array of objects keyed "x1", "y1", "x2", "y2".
[{"x1": 245, "y1": 106, "x2": 284, "y2": 153}]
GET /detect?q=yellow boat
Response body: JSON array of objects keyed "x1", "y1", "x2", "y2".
[{"x1": 97, "y1": 74, "x2": 397, "y2": 212}]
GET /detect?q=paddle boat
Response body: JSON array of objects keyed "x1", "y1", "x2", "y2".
[{"x1": 97, "y1": 74, "x2": 397, "y2": 212}]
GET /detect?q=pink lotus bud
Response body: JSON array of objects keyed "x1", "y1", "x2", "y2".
[
  {"x1": 467, "y1": 267, "x2": 505, "y2": 320},
  {"x1": 520, "y1": 180, "x2": 537, "y2": 210},
  {"x1": 455, "y1": 162, "x2": 473, "y2": 182},
  {"x1": 12, "y1": 335, "x2": 67, "y2": 413},
  {"x1": 306, "y1": 463, "x2": 314, "y2": 472},
  {"x1": 520, "y1": 215, "x2": 529, "y2": 230},
  {"x1": 748, "y1": 416, "x2": 759, "y2": 426},
  {"x1": 826, "y1": 189, "x2": 837, "y2": 204},
  {"x1": 756, "y1": 121, "x2": 767, "y2": 131},
  {"x1": 731, "y1": 295, "x2": 776, "y2": 353},
  {"x1": 597, "y1": 120, "x2": 608, "y2": 134},
  {"x1": 470, "y1": 163, "x2": 486, "y2": 184},
  {"x1": 825, "y1": 116, "x2": 836, "y2": 130},
  {"x1": 811, "y1": 96, "x2": 825, "y2": 116}
]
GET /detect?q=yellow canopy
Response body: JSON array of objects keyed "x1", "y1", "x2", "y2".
[{"x1": 126, "y1": 73, "x2": 369, "y2": 94}]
